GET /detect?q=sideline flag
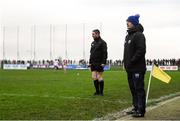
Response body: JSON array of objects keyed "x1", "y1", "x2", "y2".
[
  {"x1": 152, "y1": 65, "x2": 171, "y2": 83},
  {"x1": 146, "y1": 63, "x2": 172, "y2": 104}
]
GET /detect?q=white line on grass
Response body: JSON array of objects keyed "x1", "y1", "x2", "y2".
[
  {"x1": 118, "y1": 95, "x2": 180, "y2": 120},
  {"x1": 94, "y1": 92, "x2": 180, "y2": 120}
]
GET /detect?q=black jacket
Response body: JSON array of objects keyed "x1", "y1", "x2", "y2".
[
  {"x1": 123, "y1": 24, "x2": 146, "y2": 72},
  {"x1": 89, "y1": 37, "x2": 107, "y2": 65}
]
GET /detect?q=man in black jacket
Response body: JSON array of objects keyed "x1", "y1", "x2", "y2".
[
  {"x1": 89, "y1": 29, "x2": 107, "y2": 96},
  {"x1": 123, "y1": 14, "x2": 146, "y2": 117}
]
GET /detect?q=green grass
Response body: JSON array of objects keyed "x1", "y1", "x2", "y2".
[
  {"x1": 144, "y1": 98, "x2": 180, "y2": 120},
  {"x1": 0, "y1": 69, "x2": 180, "y2": 120}
]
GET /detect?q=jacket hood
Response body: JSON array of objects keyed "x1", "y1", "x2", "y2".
[{"x1": 136, "y1": 23, "x2": 144, "y2": 32}]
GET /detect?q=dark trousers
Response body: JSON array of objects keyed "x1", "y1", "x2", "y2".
[{"x1": 127, "y1": 71, "x2": 146, "y2": 114}]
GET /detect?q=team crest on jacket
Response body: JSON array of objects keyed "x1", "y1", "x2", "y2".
[{"x1": 128, "y1": 40, "x2": 131, "y2": 44}]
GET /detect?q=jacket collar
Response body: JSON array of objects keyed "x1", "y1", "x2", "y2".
[
  {"x1": 127, "y1": 24, "x2": 144, "y2": 35},
  {"x1": 94, "y1": 36, "x2": 101, "y2": 41}
]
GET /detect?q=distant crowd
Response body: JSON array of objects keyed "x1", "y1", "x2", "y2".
[
  {"x1": 108, "y1": 59, "x2": 180, "y2": 66},
  {"x1": 1, "y1": 58, "x2": 180, "y2": 68}
]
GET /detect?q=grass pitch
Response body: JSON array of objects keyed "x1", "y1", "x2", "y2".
[{"x1": 0, "y1": 69, "x2": 180, "y2": 119}]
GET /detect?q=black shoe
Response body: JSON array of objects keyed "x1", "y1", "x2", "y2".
[
  {"x1": 99, "y1": 93, "x2": 104, "y2": 96},
  {"x1": 132, "y1": 111, "x2": 144, "y2": 117},
  {"x1": 126, "y1": 108, "x2": 137, "y2": 115},
  {"x1": 93, "y1": 92, "x2": 99, "y2": 96}
]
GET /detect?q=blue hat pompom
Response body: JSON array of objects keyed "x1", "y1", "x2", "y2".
[{"x1": 134, "y1": 14, "x2": 140, "y2": 19}]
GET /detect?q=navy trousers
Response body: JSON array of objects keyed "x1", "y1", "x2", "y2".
[{"x1": 127, "y1": 71, "x2": 146, "y2": 114}]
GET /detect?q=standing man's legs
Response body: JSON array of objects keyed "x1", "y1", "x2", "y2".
[
  {"x1": 92, "y1": 71, "x2": 99, "y2": 95},
  {"x1": 97, "y1": 72, "x2": 104, "y2": 95},
  {"x1": 132, "y1": 72, "x2": 146, "y2": 115},
  {"x1": 91, "y1": 65, "x2": 105, "y2": 96},
  {"x1": 127, "y1": 72, "x2": 138, "y2": 112}
]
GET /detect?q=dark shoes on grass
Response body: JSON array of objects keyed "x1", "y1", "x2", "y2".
[
  {"x1": 126, "y1": 108, "x2": 145, "y2": 117},
  {"x1": 132, "y1": 111, "x2": 144, "y2": 117},
  {"x1": 93, "y1": 92, "x2": 104, "y2": 96}
]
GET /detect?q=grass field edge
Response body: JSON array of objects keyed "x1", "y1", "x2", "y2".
[{"x1": 95, "y1": 91, "x2": 180, "y2": 120}]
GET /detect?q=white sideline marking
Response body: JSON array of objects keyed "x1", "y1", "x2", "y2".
[
  {"x1": 0, "y1": 93, "x2": 130, "y2": 104},
  {"x1": 94, "y1": 92, "x2": 180, "y2": 120},
  {"x1": 118, "y1": 96, "x2": 180, "y2": 120}
]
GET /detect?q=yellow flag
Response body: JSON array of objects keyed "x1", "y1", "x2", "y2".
[{"x1": 152, "y1": 65, "x2": 171, "y2": 83}]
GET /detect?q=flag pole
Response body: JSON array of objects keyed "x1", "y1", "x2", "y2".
[{"x1": 146, "y1": 62, "x2": 154, "y2": 104}]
